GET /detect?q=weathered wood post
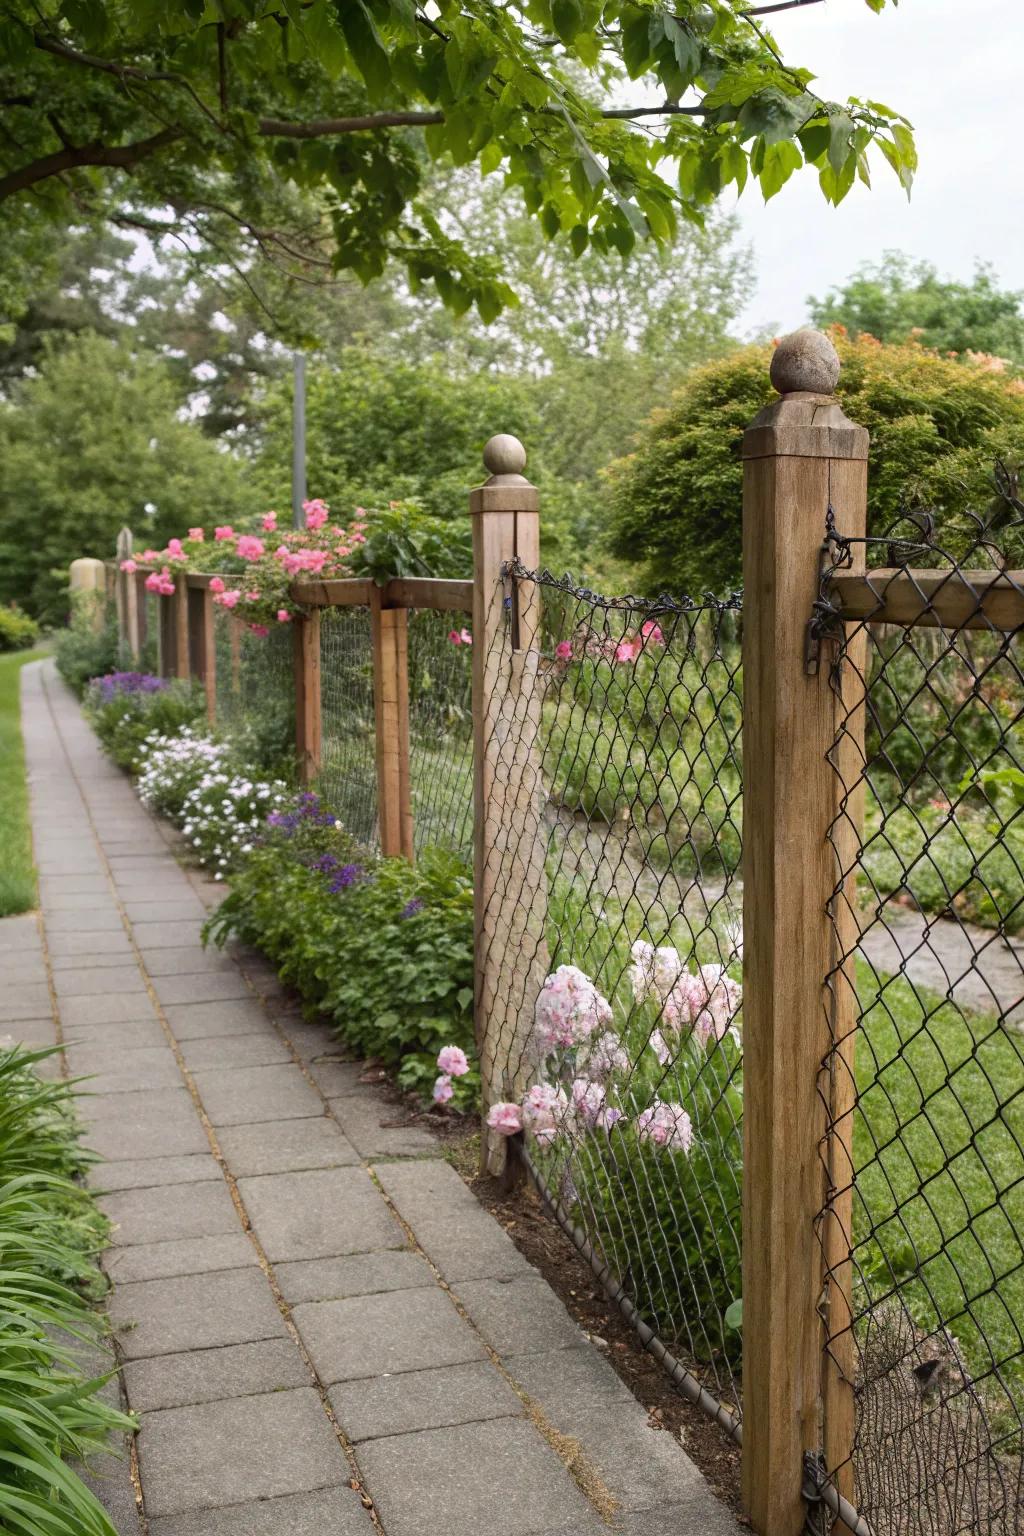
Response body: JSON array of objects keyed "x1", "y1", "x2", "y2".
[
  {"x1": 187, "y1": 578, "x2": 217, "y2": 724},
  {"x1": 69, "y1": 558, "x2": 107, "y2": 633},
  {"x1": 115, "y1": 528, "x2": 140, "y2": 660},
  {"x1": 741, "y1": 329, "x2": 868, "y2": 1535},
  {"x1": 293, "y1": 608, "x2": 322, "y2": 785},
  {"x1": 157, "y1": 592, "x2": 177, "y2": 679},
  {"x1": 470, "y1": 435, "x2": 549, "y2": 1179},
  {"x1": 371, "y1": 590, "x2": 414, "y2": 860},
  {"x1": 173, "y1": 578, "x2": 191, "y2": 682}
]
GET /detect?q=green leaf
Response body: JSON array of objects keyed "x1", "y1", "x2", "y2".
[
  {"x1": 552, "y1": 0, "x2": 585, "y2": 45},
  {"x1": 827, "y1": 111, "x2": 855, "y2": 175},
  {"x1": 724, "y1": 1298, "x2": 743, "y2": 1331},
  {"x1": 758, "y1": 140, "x2": 802, "y2": 200},
  {"x1": 336, "y1": 0, "x2": 391, "y2": 100}
]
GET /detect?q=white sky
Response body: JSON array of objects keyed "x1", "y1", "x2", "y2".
[{"x1": 730, "y1": 0, "x2": 1024, "y2": 335}]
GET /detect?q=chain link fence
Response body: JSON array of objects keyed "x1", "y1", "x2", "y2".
[
  {"x1": 319, "y1": 605, "x2": 379, "y2": 849},
  {"x1": 212, "y1": 608, "x2": 295, "y2": 774},
  {"x1": 407, "y1": 607, "x2": 473, "y2": 858},
  {"x1": 815, "y1": 478, "x2": 1024, "y2": 1534},
  {"x1": 479, "y1": 565, "x2": 745, "y2": 1428}
]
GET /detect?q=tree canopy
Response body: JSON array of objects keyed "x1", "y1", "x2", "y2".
[
  {"x1": 808, "y1": 253, "x2": 1024, "y2": 364},
  {"x1": 1, "y1": 0, "x2": 914, "y2": 327},
  {"x1": 607, "y1": 337, "x2": 1024, "y2": 597}
]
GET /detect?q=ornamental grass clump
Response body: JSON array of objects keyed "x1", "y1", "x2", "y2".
[{"x1": 0, "y1": 1046, "x2": 132, "y2": 1535}]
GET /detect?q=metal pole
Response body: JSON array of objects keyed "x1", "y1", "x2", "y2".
[{"x1": 292, "y1": 352, "x2": 307, "y2": 530}]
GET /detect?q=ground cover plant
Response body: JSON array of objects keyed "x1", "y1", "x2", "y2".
[
  {"x1": 0, "y1": 646, "x2": 43, "y2": 917},
  {"x1": 55, "y1": 599, "x2": 119, "y2": 698},
  {"x1": 83, "y1": 673, "x2": 206, "y2": 774},
  {"x1": 0, "y1": 1045, "x2": 131, "y2": 1535}
]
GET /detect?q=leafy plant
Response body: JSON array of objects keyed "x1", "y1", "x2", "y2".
[
  {"x1": 206, "y1": 842, "x2": 475, "y2": 1067},
  {"x1": 84, "y1": 674, "x2": 206, "y2": 772},
  {"x1": 0, "y1": 603, "x2": 39, "y2": 651},
  {"x1": 55, "y1": 597, "x2": 119, "y2": 697},
  {"x1": 0, "y1": 1046, "x2": 132, "y2": 1536},
  {"x1": 347, "y1": 500, "x2": 473, "y2": 584}
]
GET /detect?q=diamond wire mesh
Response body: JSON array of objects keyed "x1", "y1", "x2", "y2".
[
  {"x1": 406, "y1": 608, "x2": 473, "y2": 858},
  {"x1": 481, "y1": 565, "x2": 745, "y2": 1425},
  {"x1": 816, "y1": 480, "x2": 1024, "y2": 1534},
  {"x1": 318, "y1": 605, "x2": 379, "y2": 850}
]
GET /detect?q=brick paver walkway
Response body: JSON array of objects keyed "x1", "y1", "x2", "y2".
[{"x1": 1, "y1": 658, "x2": 742, "y2": 1536}]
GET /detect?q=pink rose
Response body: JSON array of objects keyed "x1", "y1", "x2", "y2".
[
  {"x1": 214, "y1": 525, "x2": 235, "y2": 541},
  {"x1": 640, "y1": 620, "x2": 665, "y2": 646},
  {"x1": 236, "y1": 535, "x2": 265, "y2": 561},
  {"x1": 487, "y1": 1102, "x2": 523, "y2": 1136},
  {"x1": 437, "y1": 1045, "x2": 470, "y2": 1078},
  {"x1": 448, "y1": 630, "x2": 462, "y2": 646},
  {"x1": 459, "y1": 628, "x2": 472, "y2": 646},
  {"x1": 555, "y1": 640, "x2": 573, "y2": 661},
  {"x1": 245, "y1": 591, "x2": 259, "y2": 602},
  {"x1": 615, "y1": 637, "x2": 641, "y2": 664},
  {"x1": 276, "y1": 609, "x2": 292, "y2": 623},
  {"x1": 166, "y1": 538, "x2": 185, "y2": 559},
  {"x1": 214, "y1": 589, "x2": 241, "y2": 609},
  {"x1": 188, "y1": 527, "x2": 205, "y2": 542},
  {"x1": 141, "y1": 549, "x2": 160, "y2": 563},
  {"x1": 303, "y1": 497, "x2": 329, "y2": 530},
  {"x1": 119, "y1": 559, "x2": 137, "y2": 573},
  {"x1": 262, "y1": 511, "x2": 277, "y2": 532},
  {"x1": 249, "y1": 623, "x2": 269, "y2": 637},
  {"x1": 209, "y1": 577, "x2": 225, "y2": 594},
  {"x1": 433, "y1": 1075, "x2": 454, "y2": 1105}
]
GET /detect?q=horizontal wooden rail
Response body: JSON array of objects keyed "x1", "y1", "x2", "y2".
[
  {"x1": 291, "y1": 577, "x2": 376, "y2": 606},
  {"x1": 384, "y1": 577, "x2": 474, "y2": 612},
  {"x1": 830, "y1": 568, "x2": 1024, "y2": 632},
  {"x1": 184, "y1": 572, "x2": 222, "y2": 590}
]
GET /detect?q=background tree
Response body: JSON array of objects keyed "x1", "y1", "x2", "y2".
[
  {"x1": 0, "y1": 332, "x2": 248, "y2": 622},
  {"x1": 0, "y1": 0, "x2": 913, "y2": 328},
  {"x1": 808, "y1": 253, "x2": 1024, "y2": 364},
  {"x1": 607, "y1": 337, "x2": 1024, "y2": 597}
]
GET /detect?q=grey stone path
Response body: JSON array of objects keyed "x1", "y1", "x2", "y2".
[{"x1": 0, "y1": 658, "x2": 741, "y2": 1536}]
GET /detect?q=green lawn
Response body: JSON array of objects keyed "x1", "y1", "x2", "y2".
[
  {"x1": 854, "y1": 966, "x2": 1024, "y2": 1407},
  {"x1": 0, "y1": 649, "x2": 44, "y2": 917}
]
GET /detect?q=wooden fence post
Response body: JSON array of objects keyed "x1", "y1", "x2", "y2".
[
  {"x1": 470, "y1": 434, "x2": 549, "y2": 1179},
  {"x1": 115, "y1": 527, "x2": 138, "y2": 659},
  {"x1": 173, "y1": 580, "x2": 191, "y2": 681},
  {"x1": 741, "y1": 330, "x2": 868, "y2": 1536},
  {"x1": 294, "y1": 609, "x2": 322, "y2": 785},
  {"x1": 371, "y1": 590, "x2": 414, "y2": 860},
  {"x1": 158, "y1": 592, "x2": 176, "y2": 678},
  {"x1": 187, "y1": 580, "x2": 217, "y2": 724}
]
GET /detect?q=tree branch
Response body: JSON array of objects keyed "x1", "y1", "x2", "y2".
[
  {"x1": 0, "y1": 127, "x2": 181, "y2": 202},
  {"x1": 257, "y1": 102, "x2": 704, "y2": 138},
  {"x1": 741, "y1": 0, "x2": 826, "y2": 13}
]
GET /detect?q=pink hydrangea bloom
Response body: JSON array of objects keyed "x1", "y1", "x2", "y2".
[
  {"x1": 554, "y1": 640, "x2": 573, "y2": 661},
  {"x1": 209, "y1": 577, "x2": 225, "y2": 594},
  {"x1": 487, "y1": 1102, "x2": 523, "y2": 1136},
  {"x1": 578, "y1": 1031, "x2": 629, "y2": 1080},
  {"x1": 303, "y1": 497, "x2": 330, "y2": 530},
  {"x1": 520, "y1": 1082, "x2": 568, "y2": 1143},
  {"x1": 236, "y1": 535, "x2": 265, "y2": 561},
  {"x1": 533, "y1": 965, "x2": 612, "y2": 1056},
  {"x1": 437, "y1": 1045, "x2": 470, "y2": 1077},
  {"x1": 433, "y1": 1075, "x2": 454, "y2": 1105},
  {"x1": 214, "y1": 525, "x2": 235, "y2": 541},
  {"x1": 629, "y1": 941, "x2": 684, "y2": 1007},
  {"x1": 637, "y1": 1100, "x2": 693, "y2": 1152},
  {"x1": 570, "y1": 1078, "x2": 607, "y2": 1128},
  {"x1": 262, "y1": 511, "x2": 278, "y2": 532},
  {"x1": 214, "y1": 589, "x2": 241, "y2": 609},
  {"x1": 188, "y1": 527, "x2": 205, "y2": 542},
  {"x1": 120, "y1": 559, "x2": 137, "y2": 573},
  {"x1": 276, "y1": 609, "x2": 291, "y2": 623}
]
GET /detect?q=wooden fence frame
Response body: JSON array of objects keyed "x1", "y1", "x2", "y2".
[{"x1": 98, "y1": 335, "x2": 1024, "y2": 1536}]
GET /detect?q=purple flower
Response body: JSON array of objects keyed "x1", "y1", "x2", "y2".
[
  {"x1": 95, "y1": 671, "x2": 166, "y2": 702},
  {"x1": 328, "y1": 863, "x2": 365, "y2": 894},
  {"x1": 311, "y1": 853, "x2": 340, "y2": 875},
  {"x1": 399, "y1": 898, "x2": 424, "y2": 919}
]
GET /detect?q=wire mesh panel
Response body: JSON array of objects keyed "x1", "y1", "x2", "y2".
[
  {"x1": 319, "y1": 605, "x2": 379, "y2": 849},
  {"x1": 406, "y1": 608, "x2": 473, "y2": 858},
  {"x1": 212, "y1": 608, "x2": 295, "y2": 770},
  {"x1": 815, "y1": 483, "x2": 1024, "y2": 1533},
  {"x1": 482, "y1": 565, "x2": 745, "y2": 1428}
]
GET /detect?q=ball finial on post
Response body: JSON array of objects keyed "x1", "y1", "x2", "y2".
[
  {"x1": 482, "y1": 433, "x2": 529, "y2": 485},
  {"x1": 770, "y1": 327, "x2": 841, "y2": 397}
]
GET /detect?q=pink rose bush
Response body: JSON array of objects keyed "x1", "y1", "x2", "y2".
[
  {"x1": 127, "y1": 496, "x2": 374, "y2": 628},
  {"x1": 533, "y1": 965, "x2": 612, "y2": 1055}
]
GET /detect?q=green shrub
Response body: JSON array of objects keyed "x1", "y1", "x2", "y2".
[
  {"x1": 55, "y1": 598, "x2": 118, "y2": 697},
  {"x1": 84, "y1": 675, "x2": 206, "y2": 772},
  {"x1": 0, "y1": 603, "x2": 40, "y2": 652},
  {"x1": 607, "y1": 336, "x2": 1024, "y2": 598},
  {"x1": 206, "y1": 836, "x2": 474, "y2": 1067},
  {"x1": 0, "y1": 1046, "x2": 132, "y2": 1535}
]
